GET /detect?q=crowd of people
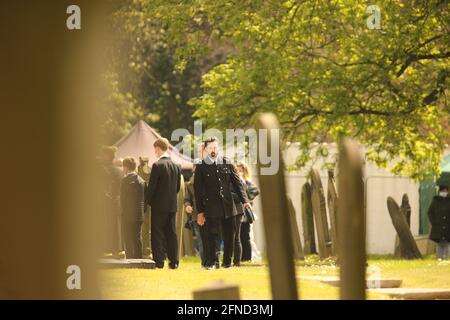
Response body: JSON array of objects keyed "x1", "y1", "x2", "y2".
[{"x1": 99, "y1": 136, "x2": 261, "y2": 269}]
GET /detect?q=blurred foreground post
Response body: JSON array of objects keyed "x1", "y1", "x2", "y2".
[
  {"x1": 337, "y1": 139, "x2": 366, "y2": 300},
  {"x1": 193, "y1": 281, "x2": 240, "y2": 300},
  {"x1": 256, "y1": 113, "x2": 298, "y2": 300},
  {"x1": 0, "y1": 1, "x2": 111, "y2": 298}
]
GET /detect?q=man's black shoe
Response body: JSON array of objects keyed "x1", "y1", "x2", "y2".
[{"x1": 169, "y1": 262, "x2": 179, "y2": 270}]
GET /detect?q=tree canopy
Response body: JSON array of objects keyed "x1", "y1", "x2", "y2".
[{"x1": 107, "y1": 0, "x2": 449, "y2": 179}]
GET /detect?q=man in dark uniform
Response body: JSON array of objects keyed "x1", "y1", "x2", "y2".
[
  {"x1": 194, "y1": 137, "x2": 250, "y2": 269},
  {"x1": 120, "y1": 157, "x2": 146, "y2": 259},
  {"x1": 145, "y1": 138, "x2": 182, "y2": 269}
]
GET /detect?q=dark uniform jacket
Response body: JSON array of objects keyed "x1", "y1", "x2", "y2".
[
  {"x1": 428, "y1": 195, "x2": 450, "y2": 242},
  {"x1": 145, "y1": 156, "x2": 181, "y2": 213},
  {"x1": 194, "y1": 156, "x2": 248, "y2": 219},
  {"x1": 120, "y1": 172, "x2": 145, "y2": 222}
]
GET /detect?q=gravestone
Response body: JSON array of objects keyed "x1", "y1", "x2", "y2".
[
  {"x1": 193, "y1": 281, "x2": 240, "y2": 300},
  {"x1": 287, "y1": 196, "x2": 305, "y2": 260},
  {"x1": 394, "y1": 194, "x2": 412, "y2": 258},
  {"x1": 311, "y1": 167, "x2": 332, "y2": 259},
  {"x1": 327, "y1": 169, "x2": 339, "y2": 256},
  {"x1": 387, "y1": 197, "x2": 422, "y2": 259},
  {"x1": 256, "y1": 113, "x2": 298, "y2": 300},
  {"x1": 337, "y1": 139, "x2": 366, "y2": 300},
  {"x1": 98, "y1": 258, "x2": 156, "y2": 269},
  {"x1": 301, "y1": 182, "x2": 316, "y2": 254}
]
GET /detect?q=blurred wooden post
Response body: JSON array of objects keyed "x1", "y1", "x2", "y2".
[
  {"x1": 256, "y1": 113, "x2": 298, "y2": 300},
  {"x1": 287, "y1": 196, "x2": 305, "y2": 260},
  {"x1": 193, "y1": 281, "x2": 240, "y2": 300},
  {"x1": 311, "y1": 167, "x2": 332, "y2": 259},
  {"x1": 327, "y1": 169, "x2": 339, "y2": 256},
  {"x1": 338, "y1": 139, "x2": 366, "y2": 300},
  {"x1": 301, "y1": 182, "x2": 316, "y2": 254},
  {"x1": 0, "y1": 1, "x2": 111, "y2": 299}
]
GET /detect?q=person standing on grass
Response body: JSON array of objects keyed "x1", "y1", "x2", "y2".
[
  {"x1": 236, "y1": 162, "x2": 260, "y2": 262},
  {"x1": 145, "y1": 138, "x2": 181, "y2": 269},
  {"x1": 184, "y1": 164, "x2": 207, "y2": 267},
  {"x1": 194, "y1": 137, "x2": 250, "y2": 269},
  {"x1": 120, "y1": 157, "x2": 146, "y2": 259},
  {"x1": 428, "y1": 184, "x2": 450, "y2": 260}
]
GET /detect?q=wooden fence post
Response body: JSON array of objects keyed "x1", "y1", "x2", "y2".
[
  {"x1": 338, "y1": 139, "x2": 366, "y2": 300},
  {"x1": 256, "y1": 113, "x2": 298, "y2": 300}
]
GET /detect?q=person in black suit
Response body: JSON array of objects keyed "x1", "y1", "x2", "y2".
[
  {"x1": 194, "y1": 137, "x2": 250, "y2": 269},
  {"x1": 98, "y1": 146, "x2": 125, "y2": 258},
  {"x1": 145, "y1": 138, "x2": 181, "y2": 269},
  {"x1": 120, "y1": 157, "x2": 146, "y2": 259}
]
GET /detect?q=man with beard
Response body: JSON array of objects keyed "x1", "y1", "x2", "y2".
[{"x1": 194, "y1": 137, "x2": 250, "y2": 269}]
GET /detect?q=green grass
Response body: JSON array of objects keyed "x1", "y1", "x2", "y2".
[{"x1": 99, "y1": 255, "x2": 450, "y2": 300}]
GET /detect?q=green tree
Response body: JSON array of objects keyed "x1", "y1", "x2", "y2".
[{"x1": 145, "y1": 0, "x2": 449, "y2": 179}]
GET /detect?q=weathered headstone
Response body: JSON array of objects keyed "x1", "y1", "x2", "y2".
[
  {"x1": 287, "y1": 196, "x2": 305, "y2": 260},
  {"x1": 337, "y1": 139, "x2": 366, "y2": 300},
  {"x1": 387, "y1": 197, "x2": 422, "y2": 259},
  {"x1": 327, "y1": 169, "x2": 338, "y2": 256},
  {"x1": 301, "y1": 182, "x2": 316, "y2": 254},
  {"x1": 394, "y1": 194, "x2": 412, "y2": 258},
  {"x1": 256, "y1": 113, "x2": 298, "y2": 300},
  {"x1": 193, "y1": 281, "x2": 240, "y2": 300},
  {"x1": 311, "y1": 167, "x2": 332, "y2": 259}
]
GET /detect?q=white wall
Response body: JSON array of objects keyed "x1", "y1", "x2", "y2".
[{"x1": 249, "y1": 144, "x2": 448, "y2": 255}]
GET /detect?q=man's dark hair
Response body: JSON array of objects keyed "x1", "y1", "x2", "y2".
[
  {"x1": 123, "y1": 157, "x2": 137, "y2": 171},
  {"x1": 102, "y1": 146, "x2": 117, "y2": 161},
  {"x1": 204, "y1": 136, "x2": 218, "y2": 148}
]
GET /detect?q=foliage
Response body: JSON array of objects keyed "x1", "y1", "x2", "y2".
[
  {"x1": 104, "y1": 0, "x2": 230, "y2": 143},
  {"x1": 143, "y1": 0, "x2": 449, "y2": 179}
]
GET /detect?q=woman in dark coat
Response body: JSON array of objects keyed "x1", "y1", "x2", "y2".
[
  {"x1": 428, "y1": 185, "x2": 450, "y2": 260},
  {"x1": 236, "y1": 162, "x2": 260, "y2": 262}
]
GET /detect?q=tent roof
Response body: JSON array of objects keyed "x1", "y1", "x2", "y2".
[{"x1": 114, "y1": 120, "x2": 193, "y2": 170}]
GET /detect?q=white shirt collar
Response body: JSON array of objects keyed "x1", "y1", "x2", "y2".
[{"x1": 159, "y1": 152, "x2": 170, "y2": 159}]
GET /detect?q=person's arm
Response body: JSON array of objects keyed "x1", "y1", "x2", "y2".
[
  {"x1": 194, "y1": 166, "x2": 205, "y2": 214},
  {"x1": 427, "y1": 200, "x2": 436, "y2": 225},
  {"x1": 120, "y1": 177, "x2": 126, "y2": 212},
  {"x1": 246, "y1": 180, "x2": 260, "y2": 201},
  {"x1": 145, "y1": 163, "x2": 159, "y2": 208},
  {"x1": 194, "y1": 165, "x2": 206, "y2": 225},
  {"x1": 176, "y1": 165, "x2": 181, "y2": 193}
]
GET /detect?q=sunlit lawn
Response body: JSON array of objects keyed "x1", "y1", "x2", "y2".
[{"x1": 100, "y1": 255, "x2": 450, "y2": 300}]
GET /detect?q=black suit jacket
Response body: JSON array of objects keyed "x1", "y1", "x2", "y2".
[
  {"x1": 194, "y1": 156, "x2": 248, "y2": 219},
  {"x1": 145, "y1": 156, "x2": 181, "y2": 213},
  {"x1": 120, "y1": 172, "x2": 145, "y2": 222}
]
